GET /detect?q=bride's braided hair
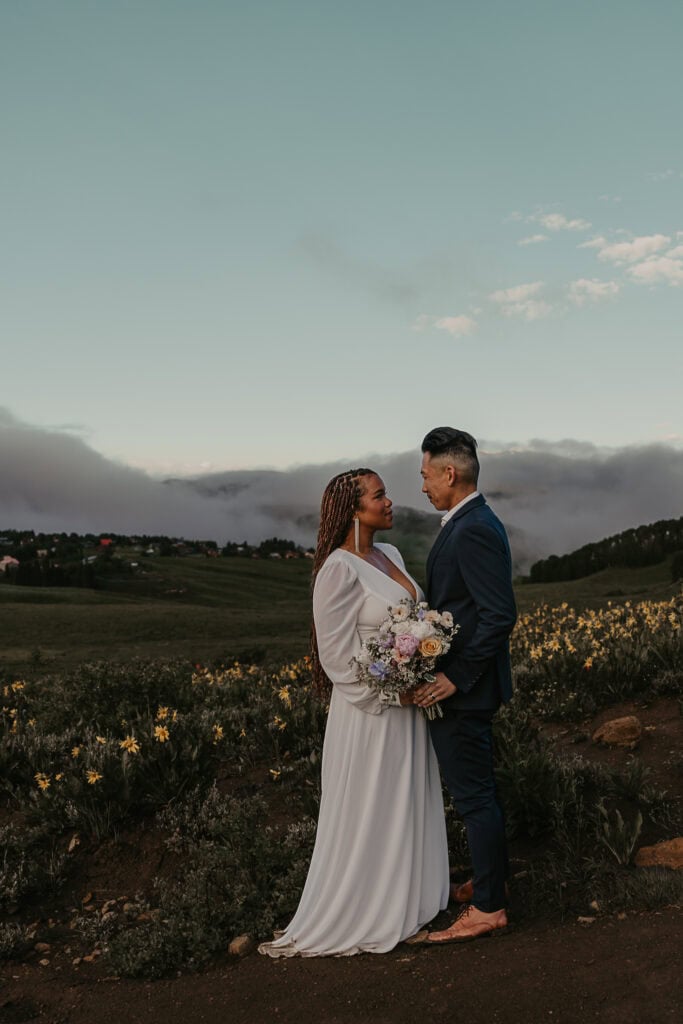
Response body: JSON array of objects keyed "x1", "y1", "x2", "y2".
[{"x1": 310, "y1": 467, "x2": 375, "y2": 697}]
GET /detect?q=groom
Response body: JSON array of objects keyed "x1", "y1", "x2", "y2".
[{"x1": 414, "y1": 427, "x2": 517, "y2": 942}]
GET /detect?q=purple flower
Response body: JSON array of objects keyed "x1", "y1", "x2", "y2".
[{"x1": 369, "y1": 661, "x2": 389, "y2": 679}]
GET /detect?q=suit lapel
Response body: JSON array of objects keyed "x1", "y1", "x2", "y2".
[{"x1": 426, "y1": 494, "x2": 487, "y2": 593}]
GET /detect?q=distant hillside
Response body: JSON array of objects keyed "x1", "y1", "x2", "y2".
[{"x1": 526, "y1": 516, "x2": 683, "y2": 584}]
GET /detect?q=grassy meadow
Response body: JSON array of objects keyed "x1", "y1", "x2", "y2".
[{"x1": 1, "y1": 551, "x2": 679, "y2": 677}]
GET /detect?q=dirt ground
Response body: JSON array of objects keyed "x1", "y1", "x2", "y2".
[
  {"x1": 2, "y1": 697, "x2": 681, "y2": 1024},
  {"x1": 1, "y1": 908, "x2": 681, "y2": 1024}
]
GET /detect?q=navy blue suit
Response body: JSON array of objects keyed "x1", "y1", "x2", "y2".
[{"x1": 426, "y1": 493, "x2": 517, "y2": 912}]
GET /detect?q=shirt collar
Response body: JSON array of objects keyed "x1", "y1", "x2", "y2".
[{"x1": 440, "y1": 491, "x2": 480, "y2": 528}]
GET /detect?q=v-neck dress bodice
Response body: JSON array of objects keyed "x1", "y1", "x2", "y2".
[{"x1": 258, "y1": 543, "x2": 449, "y2": 958}]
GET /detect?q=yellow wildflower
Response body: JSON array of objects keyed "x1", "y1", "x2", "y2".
[
  {"x1": 86, "y1": 770, "x2": 102, "y2": 785},
  {"x1": 96, "y1": 735, "x2": 106, "y2": 745},
  {"x1": 120, "y1": 735, "x2": 141, "y2": 754},
  {"x1": 71, "y1": 746, "x2": 81, "y2": 759},
  {"x1": 273, "y1": 716, "x2": 287, "y2": 732},
  {"x1": 212, "y1": 724, "x2": 224, "y2": 744},
  {"x1": 55, "y1": 773, "x2": 64, "y2": 782},
  {"x1": 11, "y1": 681, "x2": 25, "y2": 692},
  {"x1": 239, "y1": 727, "x2": 246, "y2": 739},
  {"x1": 27, "y1": 719, "x2": 36, "y2": 728},
  {"x1": 35, "y1": 772, "x2": 50, "y2": 791},
  {"x1": 269, "y1": 768, "x2": 281, "y2": 780},
  {"x1": 156, "y1": 706, "x2": 169, "y2": 721},
  {"x1": 154, "y1": 725, "x2": 170, "y2": 743},
  {"x1": 583, "y1": 657, "x2": 593, "y2": 670},
  {"x1": 278, "y1": 686, "x2": 292, "y2": 708}
]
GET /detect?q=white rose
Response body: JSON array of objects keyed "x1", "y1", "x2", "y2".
[
  {"x1": 440, "y1": 611, "x2": 454, "y2": 628},
  {"x1": 411, "y1": 620, "x2": 436, "y2": 639},
  {"x1": 391, "y1": 621, "x2": 413, "y2": 635},
  {"x1": 390, "y1": 604, "x2": 410, "y2": 620}
]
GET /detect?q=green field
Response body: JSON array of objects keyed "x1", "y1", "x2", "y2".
[{"x1": 1, "y1": 553, "x2": 679, "y2": 677}]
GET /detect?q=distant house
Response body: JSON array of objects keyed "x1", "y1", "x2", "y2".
[
  {"x1": 99, "y1": 538, "x2": 114, "y2": 548},
  {"x1": 0, "y1": 555, "x2": 19, "y2": 573}
]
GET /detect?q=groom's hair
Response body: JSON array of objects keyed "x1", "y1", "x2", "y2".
[{"x1": 421, "y1": 427, "x2": 480, "y2": 485}]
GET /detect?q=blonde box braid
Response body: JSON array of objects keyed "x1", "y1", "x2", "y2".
[{"x1": 310, "y1": 468, "x2": 375, "y2": 697}]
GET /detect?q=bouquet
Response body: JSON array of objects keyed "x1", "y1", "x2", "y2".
[{"x1": 352, "y1": 600, "x2": 459, "y2": 719}]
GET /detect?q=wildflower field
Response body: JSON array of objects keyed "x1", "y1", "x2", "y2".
[{"x1": 1, "y1": 593, "x2": 682, "y2": 978}]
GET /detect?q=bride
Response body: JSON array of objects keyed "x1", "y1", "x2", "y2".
[{"x1": 259, "y1": 468, "x2": 449, "y2": 957}]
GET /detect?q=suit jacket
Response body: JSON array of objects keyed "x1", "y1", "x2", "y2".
[{"x1": 426, "y1": 494, "x2": 517, "y2": 711}]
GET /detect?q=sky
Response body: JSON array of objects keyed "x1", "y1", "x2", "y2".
[{"x1": 2, "y1": 0, "x2": 682, "y2": 476}]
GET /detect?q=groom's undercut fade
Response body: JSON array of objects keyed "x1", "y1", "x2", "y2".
[{"x1": 421, "y1": 427, "x2": 480, "y2": 485}]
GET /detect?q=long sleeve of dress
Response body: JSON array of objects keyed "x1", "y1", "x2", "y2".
[{"x1": 313, "y1": 556, "x2": 386, "y2": 715}]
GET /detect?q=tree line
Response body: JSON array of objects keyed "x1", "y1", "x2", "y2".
[
  {"x1": 525, "y1": 517, "x2": 683, "y2": 584},
  {"x1": 0, "y1": 530, "x2": 312, "y2": 590}
]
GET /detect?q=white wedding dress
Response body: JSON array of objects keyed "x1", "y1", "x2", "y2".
[{"x1": 259, "y1": 543, "x2": 449, "y2": 958}]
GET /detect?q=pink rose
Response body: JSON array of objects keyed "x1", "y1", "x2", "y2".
[{"x1": 395, "y1": 633, "x2": 420, "y2": 658}]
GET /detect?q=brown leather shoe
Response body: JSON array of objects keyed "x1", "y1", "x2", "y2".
[
  {"x1": 449, "y1": 879, "x2": 509, "y2": 904},
  {"x1": 449, "y1": 879, "x2": 474, "y2": 903},
  {"x1": 427, "y1": 904, "x2": 508, "y2": 944}
]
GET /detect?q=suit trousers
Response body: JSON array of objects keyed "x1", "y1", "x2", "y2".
[{"x1": 428, "y1": 709, "x2": 509, "y2": 913}]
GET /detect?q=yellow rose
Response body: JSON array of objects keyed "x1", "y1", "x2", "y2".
[{"x1": 419, "y1": 637, "x2": 443, "y2": 658}]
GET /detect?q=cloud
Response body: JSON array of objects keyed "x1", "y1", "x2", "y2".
[
  {"x1": 590, "y1": 234, "x2": 671, "y2": 264},
  {"x1": 647, "y1": 169, "x2": 675, "y2": 182},
  {"x1": 0, "y1": 408, "x2": 306, "y2": 545},
  {"x1": 414, "y1": 314, "x2": 478, "y2": 337},
  {"x1": 666, "y1": 245, "x2": 683, "y2": 258},
  {"x1": 598, "y1": 195, "x2": 622, "y2": 203},
  {"x1": 3, "y1": 409, "x2": 683, "y2": 573},
  {"x1": 578, "y1": 236, "x2": 608, "y2": 250},
  {"x1": 518, "y1": 234, "x2": 549, "y2": 246},
  {"x1": 537, "y1": 213, "x2": 591, "y2": 232},
  {"x1": 489, "y1": 281, "x2": 551, "y2": 320},
  {"x1": 490, "y1": 282, "x2": 544, "y2": 303},
  {"x1": 568, "y1": 278, "x2": 621, "y2": 306},
  {"x1": 433, "y1": 315, "x2": 477, "y2": 337},
  {"x1": 628, "y1": 255, "x2": 683, "y2": 286}
]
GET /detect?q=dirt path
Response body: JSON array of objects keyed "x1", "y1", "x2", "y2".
[{"x1": 2, "y1": 909, "x2": 680, "y2": 1024}]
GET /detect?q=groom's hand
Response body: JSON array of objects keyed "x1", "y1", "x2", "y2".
[{"x1": 414, "y1": 672, "x2": 457, "y2": 709}]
